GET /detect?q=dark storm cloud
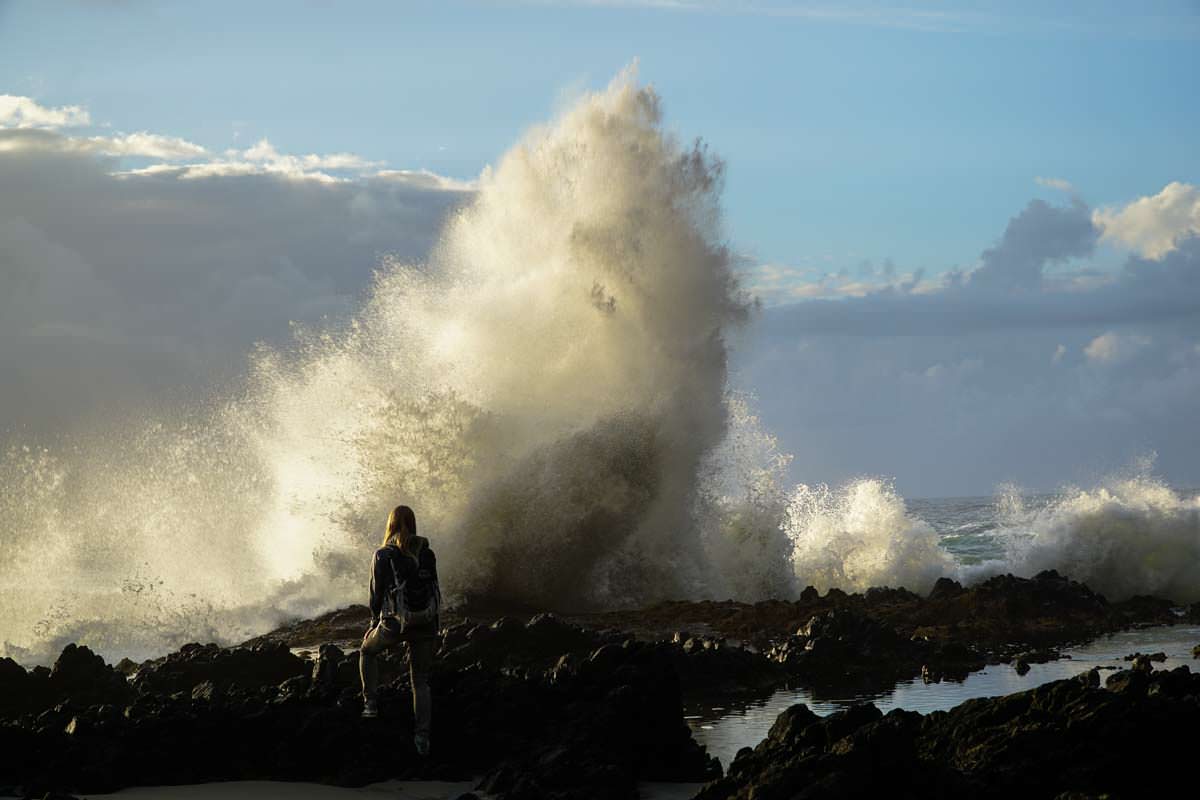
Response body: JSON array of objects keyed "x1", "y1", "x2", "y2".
[
  {"x1": 968, "y1": 197, "x2": 1099, "y2": 291},
  {"x1": 0, "y1": 129, "x2": 470, "y2": 435}
]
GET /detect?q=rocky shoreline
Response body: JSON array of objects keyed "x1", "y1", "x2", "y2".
[{"x1": 3, "y1": 570, "x2": 1199, "y2": 799}]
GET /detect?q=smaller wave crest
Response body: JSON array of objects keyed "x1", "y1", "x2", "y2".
[
  {"x1": 784, "y1": 478, "x2": 956, "y2": 595},
  {"x1": 988, "y1": 475, "x2": 1200, "y2": 603}
]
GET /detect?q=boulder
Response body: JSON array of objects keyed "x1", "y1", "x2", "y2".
[
  {"x1": 0, "y1": 657, "x2": 37, "y2": 718},
  {"x1": 927, "y1": 577, "x2": 965, "y2": 601},
  {"x1": 45, "y1": 645, "x2": 132, "y2": 711},
  {"x1": 311, "y1": 643, "x2": 345, "y2": 692},
  {"x1": 132, "y1": 640, "x2": 308, "y2": 695}
]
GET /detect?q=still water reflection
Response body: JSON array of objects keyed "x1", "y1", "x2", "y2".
[{"x1": 687, "y1": 625, "x2": 1200, "y2": 768}]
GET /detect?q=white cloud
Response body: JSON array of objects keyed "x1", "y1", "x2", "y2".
[
  {"x1": 230, "y1": 137, "x2": 380, "y2": 179},
  {"x1": 0, "y1": 123, "x2": 472, "y2": 435},
  {"x1": 0, "y1": 95, "x2": 91, "y2": 129},
  {"x1": 84, "y1": 132, "x2": 208, "y2": 160},
  {"x1": 1094, "y1": 181, "x2": 1200, "y2": 259},
  {"x1": 1052, "y1": 343, "x2": 1067, "y2": 364},
  {"x1": 741, "y1": 260, "x2": 930, "y2": 305},
  {"x1": 1035, "y1": 176, "x2": 1074, "y2": 192},
  {"x1": 1084, "y1": 331, "x2": 1152, "y2": 364},
  {"x1": 2, "y1": 129, "x2": 208, "y2": 162},
  {"x1": 0, "y1": 98, "x2": 389, "y2": 183},
  {"x1": 373, "y1": 169, "x2": 479, "y2": 192}
]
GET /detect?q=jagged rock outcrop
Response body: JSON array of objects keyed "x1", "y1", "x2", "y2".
[
  {"x1": 130, "y1": 640, "x2": 309, "y2": 696},
  {"x1": 697, "y1": 665, "x2": 1200, "y2": 799},
  {"x1": 0, "y1": 634, "x2": 716, "y2": 798}
]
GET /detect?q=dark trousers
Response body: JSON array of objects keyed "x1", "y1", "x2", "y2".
[{"x1": 359, "y1": 618, "x2": 435, "y2": 737}]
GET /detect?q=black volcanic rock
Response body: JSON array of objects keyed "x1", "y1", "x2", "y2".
[
  {"x1": 311, "y1": 643, "x2": 345, "y2": 694},
  {"x1": 0, "y1": 656, "x2": 43, "y2": 718},
  {"x1": 764, "y1": 606, "x2": 984, "y2": 690},
  {"x1": 0, "y1": 646, "x2": 130, "y2": 719},
  {"x1": 570, "y1": 570, "x2": 1169, "y2": 670},
  {"x1": 4, "y1": 566, "x2": 1192, "y2": 797},
  {"x1": 1, "y1": 632, "x2": 717, "y2": 797},
  {"x1": 927, "y1": 577, "x2": 965, "y2": 601},
  {"x1": 50, "y1": 644, "x2": 133, "y2": 708},
  {"x1": 665, "y1": 635, "x2": 785, "y2": 697},
  {"x1": 438, "y1": 613, "x2": 605, "y2": 673},
  {"x1": 131, "y1": 640, "x2": 308, "y2": 695},
  {"x1": 476, "y1": 640, "x2": 719, "y2": 799},
  {"x1": 697, "y1": 665, "x2": 1200, "y2": 800}
]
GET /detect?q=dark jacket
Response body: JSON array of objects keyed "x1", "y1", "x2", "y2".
[{"x1": 368, "y1": 536, "x2": 441, "y2": 627}]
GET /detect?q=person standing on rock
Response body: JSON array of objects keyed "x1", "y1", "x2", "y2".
[{"x1": 360, "y1": 504, "x2": 441, "y2": 756}]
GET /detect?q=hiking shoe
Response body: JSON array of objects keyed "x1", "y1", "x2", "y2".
[
  {"x1": 361, "y1": 700, "x2": 378, "y2": 719},
  {"x1": 414, "y1": 733, "x2": 430, "y2": 757}
]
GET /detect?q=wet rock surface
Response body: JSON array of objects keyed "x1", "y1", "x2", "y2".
[
  {"x1": 1, "y1": 569, "x2": 1193, "y2": 798},
  {"x1": 696, "y1": 664, "x2": 1200, "y2": 800},
  {"x1": 579, "y1": 570, "x2": 1178, "y2": 664},
  {"x1": 0, "y1": 618, "x2": 715, "y2": 798}
]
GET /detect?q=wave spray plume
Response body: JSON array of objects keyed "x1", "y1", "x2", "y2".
[{"x1": 0, "y1": 69, "x2": 794, "y2": 665}]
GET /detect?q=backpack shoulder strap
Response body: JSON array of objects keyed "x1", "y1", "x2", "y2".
[{"x1": 386, "y1": 547, "x2": 406, "y2": 614}]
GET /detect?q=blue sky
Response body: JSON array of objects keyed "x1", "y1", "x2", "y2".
[
  {"x1": 3, "y1": 0, "x2": 1196, "y2": 277},
  {"x1": 2, "y1": 1, "x2": 1199, "y2": 496}
]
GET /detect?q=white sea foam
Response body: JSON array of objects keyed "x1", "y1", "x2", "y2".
[
  {"x1": 985, "y1": 473, "x2": 1200, "y2": 603},
  {"x1": 783, "y1": 478, "x2": 956, "y2": 595},
  {"x1": 777, "y1": 470, "x2": 1200, "y2": 603}
]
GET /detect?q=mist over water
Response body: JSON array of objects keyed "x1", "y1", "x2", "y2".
[{"x1": 2, "y1": 71, "x2": 1198, "y2": 667}]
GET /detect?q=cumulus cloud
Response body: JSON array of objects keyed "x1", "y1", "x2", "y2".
[
  {"x1": 759, "y1": 199, "x2": 1200, "y2": 339},
  {"x1": 0, "y1": 95, "x2": 90, "y2": 129},
  {"x1": 739, "y1": 191, "x2": 1200, "y2": 496},
  {"x1": 85, "y1": 132, "x2": 208, "y2": 160},
  {"x1": 0, "y1": 99, "x2": 388, "y2": 183},
  {"x1": 374, "y1": 169, "x2": 478, "y2": 192},
  {"x1": 0, "y1": 122, "x2": 472, "y2": 436},
  {"x1": 1094, "y1": 181, "x2": 1200, "y2": 259},
  {"x1": 236, "y1": 137, "x2": 380, "y2": 175},
  {"x1": 968, "y1": 197, "x2": 1098, "y2": 291}
]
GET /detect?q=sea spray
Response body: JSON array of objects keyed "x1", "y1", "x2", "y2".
[
  {"x1": 986, "y1": 474, "x2": 1200, "y2": 603},
  {"x1": 779, "y1": 471, "x2": 1200, "y2": 603},
  {"x1": 0, "y1": 69, "x2": 783, "y2": 664},
  {"x1": 783, "y1": 478, "x2": 955, "y2": 595},
  {"x1": 242, "y1": 67, "x2": 755, "y2": 611},
  {"x1": 699, "y1": 394, "x2": 797, "y2": 600}
]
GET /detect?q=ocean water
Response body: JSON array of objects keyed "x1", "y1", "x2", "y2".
[{"x1": 909, "y1": 494, "x2": 1009, "y2": 564}]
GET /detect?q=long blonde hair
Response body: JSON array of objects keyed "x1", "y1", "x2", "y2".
[{"x1": 382, "y1": 505, "x2": 418, "y2": 553}]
